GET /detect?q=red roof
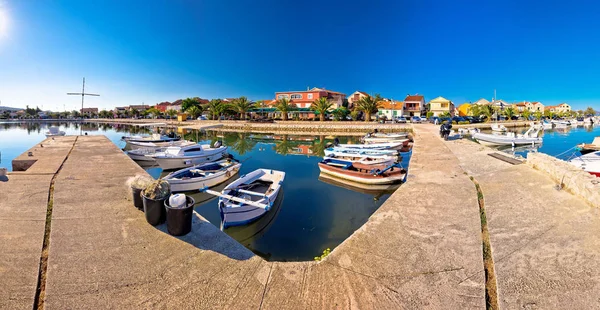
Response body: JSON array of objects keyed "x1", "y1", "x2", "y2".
[
  {"x1": 377, "y1": 101, "x2": 403, "y2": 110},
  {"x1": 357, "y1": 91, "x2": 369, "y2": 96},
  {"x1": 404, "y1": 95, "x2": 424, "y2": 102}
]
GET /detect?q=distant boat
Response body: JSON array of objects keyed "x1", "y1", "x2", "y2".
[
  {"x1": 335, "y1": 141, "x2": 408, "y2": 150},
  {"x1": 126, "y1": 139, "x2": 193, "y2": 150},
  {"x1": 126, "y1": 140, "x2": 197, "y2": 162},
  {"x1": 163, "y1": 159, "x2": 241, "y2": 192},
  {"x1": 122, "y1": 133, "x2": 180, "y2": 148},
  {"x1": 323, "y1": 154, "x2": 397, "y2": 166},
  {"x1": 318, "y1": 159, "x2": 406, "y2": 185},
  {"x1": 204, "y1": 169, "x2": 285, "y2": 229},
  {"x1": 491, "y1": 124, "x2": 507, "y2": 132},
  {"x1": 148, "y1": 143, "x2": 228, "y2": 170},
  {"x1": 45, "y1": 126, "x2": 66, "y2": 137}
]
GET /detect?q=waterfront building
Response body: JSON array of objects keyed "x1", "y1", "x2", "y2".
[
  {"x1": 527, "y1": 101, "x2": 544, "y2": 112},
  {"x1": 473, "y1": 98, "x2": 490, "y2": 105},
  {"x1": 127, "y1": 104, "x2": 150, "y2": 112},
  {"x1": 347, "y1": 91, "x2": 369, "y2": 109},
  {"x1": 155, "y1": 102, "x2": 171, "y2": 112},
  {"x1": 428, "y1": 96, "x2": 455, "y2": 117},
  {"x1": 80, "y1": 107, "x2": 98, "y2": 117},
  {"x1": 513, "y1": 102, "x2": 527, "y2": 112},
  {"x1": 275, "y1": 87, "x2": 346, "y2": 109},
  {"x1": 545, "y1": 103, "x2": 571, "y2": 114},
  {"x1": 402, "y1": 94, "x2": 425, "y2": 117},
  {"x1": 376, "y1": 100, "x2": 403, "y2": 120},
  {"x1": 457, "y1": 103, "x2": 471, "y2": 116}
]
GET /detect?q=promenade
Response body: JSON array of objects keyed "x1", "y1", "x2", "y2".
[{"x1": 1, "y1": 124, "x2": 599, "y2": 309}]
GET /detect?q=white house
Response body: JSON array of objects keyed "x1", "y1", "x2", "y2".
[{"x1": 376, "y1": 100, "x2": 403, "y2": 120}]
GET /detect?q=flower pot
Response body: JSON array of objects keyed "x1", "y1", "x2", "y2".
[
  {"x1": 164, "y1": 196, "x2": 195, "y2": 236},
  {"x1": 131, "y1": 187, "x2": 144, "y2": 210},
  {"x1": 142, "y1": 194, "x2": 167, "y2": 226}
]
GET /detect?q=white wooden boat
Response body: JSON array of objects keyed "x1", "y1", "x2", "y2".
[
  {"x1": 126, "y1": 141, "x2": 197, "y2": 161},
  {"x1": 324, "y1": 147, "x2": 398, "y2": 157},
  {"x1": 318, "y1": 159, "x2": 406, "y2": 185},
  {"x1": 323, "y1": 153, "x2": 396, "y2": 166},
  {"x1": 370, "y1": 132, "x2": 409, "y2": 139},
  {"x1": 149, "y1": 144, "x2": 228, "y2": 170},
  {"x1": 568, "y1": 151, "x2": 600, "y2": 177},
  {"x1": 335, "y1": 141, "x2": 407, "y2": 150},
  {"x1": 126, "y1": 139, "x2": 195, "y2": 150},
  {"x1": 204, "y1": 169, "x2": 285, "y2": 229},
  {"x1": 123, "y1": 133, "x2": 180, "y2": 148},
  {"x1": 163, "y1": 159, "x2": 241, "y2": 192},
  {"x1": 472, "y1": 125, "x2": 543, "y2": 146},
  {"x1": 363, "y1": 136, "x2": 410, "y2": 144},
  {"x1": 45, "y1": 126, "x2": 66, "y2": 137},
  {"x1": 491, "y1": 124, "x2": 507, "y2": 132}
]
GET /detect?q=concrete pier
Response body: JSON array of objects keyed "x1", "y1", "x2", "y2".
[{"x1": 1, "y1": 126, "x2": 598, "y2": 309}]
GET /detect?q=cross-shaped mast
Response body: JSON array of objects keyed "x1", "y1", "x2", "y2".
[{"x1": 67, "y1": 77, "x2": 100, "y2": 118}]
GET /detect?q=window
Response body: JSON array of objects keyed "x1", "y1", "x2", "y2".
[
  {"x1": 277, "y1": 94, "x2": 289, "y2": 100},
  {"x1": 308, "y1": 94, "x2": 313, "y2": 99},
  {"x1": 291, "y1": 94, "x2": 302, "y2": 99},
  {"x1": 184, "y1": 148, "x2": 201, "y2": 153}
]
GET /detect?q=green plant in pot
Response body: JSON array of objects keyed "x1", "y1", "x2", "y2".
[{"x1": 141, "y1": 179, "x2": 171, "y2": 226}]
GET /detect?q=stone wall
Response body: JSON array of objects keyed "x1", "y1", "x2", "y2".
[{"x1": 527, "y1": 152, "x2": 600, "y2": 207}]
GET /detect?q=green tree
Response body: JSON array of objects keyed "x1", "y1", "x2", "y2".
[
  {"x1": 310, "y1": 97, "x2": 333, "y2": 122},
  {"x1": 426, "y1": 111, "x2": 434, "y2": 119},
  {"x1": 439, "y1": 111, "x2": 451, "y2": 118},
  {"x1": 332, "y1": 107, "x2": 350, "y2": 121},
  {"x1": 131, "y1": 108, "x2": 139, "y2": 118},
  {"x1": 468, "y1": 104, "x2": 482, "y2": 117},
  {"x1": 181, "y1": 98, "x2": 201, "y2": 112},
  {"x1": 584, "y1": 106, "x2": 596, "y2": 116},
  {"x1": 141, "y1": 109, "x2": 149, "y2": 119},
  {"x1": 480, "y1": 105, "x2": 495, "y2": 122},
  {"x1": 275, "y1": 98, "x2": 296, "y2": 121},
  {"x1": 166, "y1": 109, "x2": 178, "y2": 120},
  {"x1": 534, "y1": 111, "x2": 543, "y2": 120},
  {"x1": 186, "y1": 105, "x2": 202, "y2": 119},
  {"x1": 231, "y1": 96, "x2": 255, "y2": 120},
  {"x1": 72, "y1": 110, "x2": 81, "y2": 118},
  {"x1": 356, "y1": 96, "x2": 382, "y2": 122},
  {"x1": 208, "y1": 99, "x2": 224, "y2": 120},
  {"x1": 504, "y1": 107, "x2": 516, "y2": 120},
  {"x1": 350, "y1": 109, "x2": 360, "y2": 121},
  {"x1": 146, "y1": 107, "x2": 161, "y2": 119},
  {"x1": 522, "y1": 109, "x2": 531, "y2": 120}
]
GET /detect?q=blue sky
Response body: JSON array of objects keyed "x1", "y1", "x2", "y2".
[{"x1": 0, "y1": 0, "x2": 599, "y2": 111}]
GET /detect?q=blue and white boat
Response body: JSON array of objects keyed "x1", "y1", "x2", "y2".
[{"x1": 205, "y1": 169, "x2": 285, "y2": 229}]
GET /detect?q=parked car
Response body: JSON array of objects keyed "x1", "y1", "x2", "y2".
[
  {"x1": 396, "y1": 116, "x2": 407, "y2": 123},
  {"x1": 410, "y1": 116, "x2": 422, "y2": 123},
  {"x1": 451, "y1": 116, "x2": 467, "y2": 123},
  {"x1": 440, "y1": 117, "x2": 451, "y2": 124},
  {"x1": 197, "y1": 115, "x2": 208, "y2": 120},
  {"x1": 429, "y1": 116, "x2": 441, "y2": 124}
]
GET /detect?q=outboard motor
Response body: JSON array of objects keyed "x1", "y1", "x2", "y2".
[
  {"x1": 213, "y1": 140, "x2": 222, "y2": 148},
  {"x1": 333, "y1": 137, "x2": 340, "y2": 146}
]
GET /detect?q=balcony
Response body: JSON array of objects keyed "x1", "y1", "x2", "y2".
[{"x1": 404, "y1": 106, "x2": 421, "y2": 111}]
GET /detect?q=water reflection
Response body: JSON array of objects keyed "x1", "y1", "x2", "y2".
[{"x1": 318, "y1": 174, "x2": 400, "y2": 200}]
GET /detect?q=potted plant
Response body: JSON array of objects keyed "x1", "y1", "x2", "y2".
[
  {"x1": 141, "y1": 179, "x2": 171, "y2": 226},
  {"x1": 129, "y1": 175, "x2": 154, "y2": 210},
  {"x1": 164, "y1": 194, "x2": 196, "y2": 236}
]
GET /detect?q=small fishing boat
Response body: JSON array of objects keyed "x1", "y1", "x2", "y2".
[
  {"x1": 472, "y1": 125, "x2": 543, "y2": 146},
  {"x1": 204, "y1": 169, "x2": 285, "y2": 229},
  {"x1": 45, "y1": 126, "x2": 66, "y2": 137},
  {"x1": 551, "y1": 119, "x2": 571, "y2": 127},
  {"x1": 324, "y1": 153, "x2": 397, "y2": 166},
  {"x1": 126, "y1": 139, "x2": 195, "y2": 150},
  {"x1": 126, "y1": 140, "x2": 197, "y2": 161},
  {"x1": 318, "y1": 159, "x2": 406, "y2": 185},
  {"x1": 324, "y1": 147, "x2": 398, "y2": 157},
  {"x1": 335, "y1": 141, "x2": 408, "y2": 150},
  {"x1": 370, "y1": 132, "x2": 409, "y2": 139},
  {"x1": 491, "y1": 124, "x2": 507, "y2": 132},
  {"x1": 541, "y1": 120, "x2": 553, "y2": 130},
  {"x1": 122, "y1": 133, "x2": 180, "y2": 148},
  {"x1": 568, "y1": 151, "x2": 600, "y2": 177},
  {"x1": 576, "y1": 137, "x2": 600, "y2": 155},
  {"x1": 149, "y1": 143, "x2": 228, "y2": 170},
  {"x1": 163, "y1": 159, "x2": 241, "y2": 192}
]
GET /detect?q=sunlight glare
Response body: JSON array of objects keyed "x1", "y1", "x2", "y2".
[{"x1": 0, "y1": 9, "x2": 7, "y2": 37}]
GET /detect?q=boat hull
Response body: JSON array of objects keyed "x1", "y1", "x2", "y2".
[
  {"x1": 165, "y1": 163, "x2": 241, "y2": 192},
  {"x1": 473, "y1": 133, "x2": 542, "y2": 146},
  {"x1": 318, "y1": 162, "x2": 406, "y2": 185}
]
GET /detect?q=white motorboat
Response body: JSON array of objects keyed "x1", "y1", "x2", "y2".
[
  {"x1": 491, "y1": 124, "x2": 507, "y2": 132},
  {"x1": 45, "y1": 126, "x2": 66, "y2": 137},
  {"x1": 126, "y1": 140, "x2": 197, "y2": 162},
  {"x1": 324, "y1": 147, "x2": 398, "y2": 157},
  {"x1": 163, "y1": 159, "x2": 241, "y2": 192},
  {"x1": 541, "y1": 120, "x2": 553, "y2": 130},
  {"x1": 324, "y1": 153, "x2": 397, "y2": 166},
  {"x1": 148, "y1": 144, "x2": 228, "y2": 170},
  {"x1": 370, "y1": 132, "x2": 409, "y2": 139},
  {"x1": 205, "y1": 169, "x2": 285, "y2": 229},
  {"x1": 122, "y1": 133, "x2": 180, "y2": 148},
  {"x1": 551, "y1": 119, "x2": 571, "y2": 127},
  {"x1": 568, "y1": 151, "x2": 600, "y2": 177},
  {"x1": 335, "y1": 141, "x2": 408, "y2": 150},
  {"x1": 126, "y1": 139, "x2": 195, "y2": 150},
  {"x1": 472, "y1": 125, "x2": 543, "y2": 146}
]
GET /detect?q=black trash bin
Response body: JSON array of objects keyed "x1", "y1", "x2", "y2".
[
  {"x1": 142, "y1": 194, "x2": 168, "y2": 226},
  {"x1": 164, "y1": 196, "x2": 195, "y2": 236},
  {"x1": 131, "y1": 187, "x2": 144, "y2": 210}
]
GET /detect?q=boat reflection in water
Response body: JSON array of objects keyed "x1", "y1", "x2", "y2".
[
  {"x1": 318, "y1": 173, "x2": 400, "y2": 201},
  {"x1": 221, "y1": 189, "x2": 284, "y2": 259}
]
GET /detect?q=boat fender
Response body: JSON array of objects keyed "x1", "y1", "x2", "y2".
[{"x1": 226, "y1": 170, "x2": 231, "y2": 177}]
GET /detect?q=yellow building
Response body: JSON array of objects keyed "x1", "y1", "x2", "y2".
[
  {"x1": 428, "y1": 96, "x2": 455, "y2": 116},
  {"x1": 457, "y1": 103, "x2": 471, "y2": 116}
]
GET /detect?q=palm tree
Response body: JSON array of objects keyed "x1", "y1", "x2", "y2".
[
  {"x1": 186, "y1": 105, "x2": 202, "y2": 119},
  {"x1": 356, "y1": 96, "x2": 382, "y2": 122},
  {"x1": 504, "y1": 107, "x2": 516, "y2": 120},
  {"x1": 310, "y1": 97, "x2": 333, "y2": 122},
  {"x1": 481, "y1": 105, "x2": 495, "y2": 122},
  {"x1": 522, "y1": 109, "x2": 531, "y2": 120},
  {"x1": 232, "y1": 96, "x2": 255, "y2": 120},
  {"x1": 468, "y1": 105, "x2": 482, "y2": 117},
  {"x1": 146, "y1": 107, "x2": 161, "y2": 119},
  {"x1": 166, "y1": 109, "x2": 178, "y2": 122},
  {"x1": 275, "y1": 98, "x2": 296, "y2": 121},
  {"x1": 208, "y1": 99, "x2": 223, "y2": 120}
]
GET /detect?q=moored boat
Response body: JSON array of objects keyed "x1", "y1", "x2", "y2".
[
  {"x1": 45, "y1": 126, "x2": 66, "y2": 137},
  {"x1": 318, "y1": 159, "x2": 406, "y2": 185},
  {"x1": 472, "y1": 125, "x2": 543, "y2": 146},
  {"x1": 576, "y1": 137, "x2": 600, "y2": 155},
  {"x1": 204, "y1": 169, "x2": 285, "y2": 229},
  {"x1": 122, "y1": 133, "x2": 180, "y2": 148},
  {"x1": 323, "y1": 153, "x2": 397, "y2": 166},
  {"x1": 491, "y1": 124, "x2": 507, "y2": 132},
  {"x1": 163, "y1": 159, "x2": 241, "y2": 192},
  {"x1": 568, "y1": 151, "x2": 600, "y2": 177},
  {"x1": 126, "y1": 140, "x2": 197, "y2": 161},
  {"x1": 324, "y1": 147, "x2": 398, "y2": 157},
  {"x1": 335, "y1": 141, "x2": 408, "y2": 150},
  {"x1": 149, "y1": 143, "x2": 228, "y2": 170}
]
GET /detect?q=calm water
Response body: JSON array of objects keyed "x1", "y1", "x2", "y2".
[{"x1": 0, "y1": 121, "x2": 411, "y2": 261}]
